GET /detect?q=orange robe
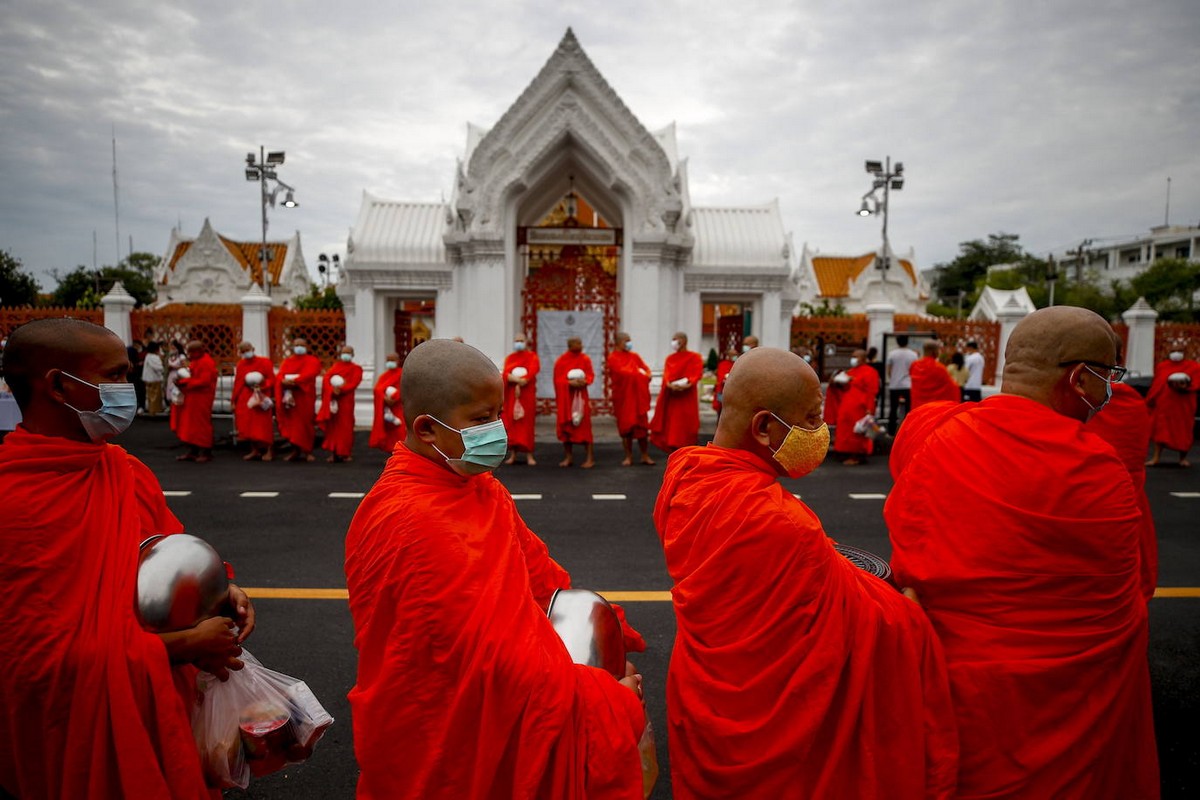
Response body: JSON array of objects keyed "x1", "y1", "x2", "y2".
[
  {"x1": 344, "y1": 445, "x2": 647, "y2": 799},
  {"x1": 369, "y1": 367, "x2": 405, "y2": 453},
  {"x1": 275, "y1": 353, "x2": 323, "y2": 452},
  {"x1": 833, "y1": 364, "x2": 879, "y2": 455},
  {"x1": 909, "y1": 356, "x2": 961, "y2": 408},
  {"x1": 822, "y1": 378, "x2": 846, "y2": 426},
  {"x1": 655, "y1": 445, "x2": 958, "y2": 799},
  {"x1": 553, "y1": 350, "x2": 594, "y2": 444},
  {"x1": 1145, "y1": 357, "x2": 1200, "y2": 452},
  {"x1": 606, "y1": 349, "x2": 651, "y2": 438},
  {"x1": 232, "y1": 355, "x2": 276, "y2": 446},
  {"x1": 175, "y1": 353, "x2": 217, "y2": 449},
  {"x1": 501, "y1": 350, "x2": 541, "y2": 453},
  {"x1": 0, "y1": 427, "x2": 209, "y2": 800},
  {"x1": 711, "y1": 359, "x2": 733, "y2": 412},
  {"x1": 317, "y1": 361, "x2": 363, "y2": 458},
  {"x1": 650, "y1": 350, "x2": 704, "y2": 452},
  {"x1": 886, "y1": 396, "x2": 1159, "y2": 799}
]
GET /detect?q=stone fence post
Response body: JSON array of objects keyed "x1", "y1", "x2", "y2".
[
  {"x1": 101, "y1": 281, "x2": 136, "y2": 344},
  {"x1": 240, "y1": 283, "x2": 272, "y2": 355},
  {"x1": 994, "y1": 296, "x2": 1031, "y2": 384},
  {"x1": 1121, "y1": 297, "x2": 1158, "y2": 379},
  {"x1": 865, "y1": 301, "x2": 896, "y2": 356}
]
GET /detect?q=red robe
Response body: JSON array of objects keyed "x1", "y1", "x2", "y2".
[
  {"x1": 501, "y1": 350, "x2": 540, "y2": 453},
  {"x1": 886, "y1": 396, "x2": 1159, "y2": 799},
  {"x1": 606, "y1": 349, "x2": 652, "y2": 438},
  {"x1": 650, "y1": 350, "x2": 704, "y2": 451},
  {"x1": 1145, "y1": 357, "x2": 1200, "y2": 452},
  {"x1": 711, "y1": 359, "x2": 734, "y2": 412},
  {"x1": 554, "y1": 350, "x2": 594, "y2": 444},
  {"x1": 833, "y1": 364, "x2": 879, "y2": 455},
  {"x1": 369, "y1": 367, "x2": 405, "y2": 453},
  {"x1": 344, "y1": 445, "x2": 647, "y2": 799},
  {"x1": 175, "y1": 352, "x2": 217, "y2": 449},
  {"x1": 0, "y1": 427, "x2": 209, "y2": 799},
  {"x1": 232, "y1": 355, "x2": 276, "y2": 446},
  {"x1": 822, "y1": 378, "x2": 846, "y2": 426},
  {"x1": 909, "y1": 356, "x2": 961, "y2": 409},
  {"x1": 274, "y1": 353, "x2": 323, "y2": 452},
  {"x1": 655, "y1": 445, "x2": 958, "y2": 799},
  {"x1": 1088, "y1": 382, "x2": 1157, "y2": 601},
  {"x1": 317, "y1": 361, "x2": 364, "y2": 458}
]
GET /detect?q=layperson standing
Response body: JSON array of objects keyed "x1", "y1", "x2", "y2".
[
  {"x1": 832, "y1": 348, "x2": 879, "y2": 465},
  {"x1": 553, "y1": 336, "x2": 595, "y2": 468},
  {"x1": 174, "y1": 340, "x2": 217, "y2": 463},
  {"x1": 275, "y1": 338, "x2": 323, "y2": 462},
  {"x1": 886, "y1": 306, "x2": 1158, "y2": 799},
  {"x1": 142, "y1": 340, "x2": 166, "y2": 415},
  {"x1": 232, "y1": 340, "x2": 276, "y2": 461},
  {"x1": 607, "y1": 332, "x2": 654, "y2": 466},
  {"x1": 885, "y1": 335, "x2": 917, "y2": 432},
  {"x1": 909, "y1": 340, "x2": 961, "y2": 409},
  {"x1": 369, "y1": 352, "x2": 405, "y2": 454},
  {"x1": 650, "y1": 331, "x2": 704, "y2": 454},
  {"x1": 1145, "y1": 347, "x2": 1200, "y2": 467},
  {"x1": 962, "y1": 339, "x2": 985, "y2": 401},
  {"x1": 317, "y1": 345, "x2": 364, "y2": 463},
  {"x1": 501, "y1": 333, "x2": 539, "y2": 465}
]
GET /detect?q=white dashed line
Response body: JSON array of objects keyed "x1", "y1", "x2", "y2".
[
  {"x1": 1171, "y1": 492, "x2": 1200, "y2": 498},
  {"x1": 511, "y1": 493, "x2": 543, "y2": 500},
  {"x1": 592, "y1": 494, "x2": 627, "y2": 501},
  {"x1": 162, "y1": 491, "x2": 192, "y2": 497},
  {"x1": 240, "y1": 491, "x2": 280, "y2": 498},
  {"x1": 848, "y1": 493, "x2": 888, "y2": 500},
  {"x1": 792, "y1": 493, "x2": 803, "y2": 500},
  {"x1": 328, "y1": 492, "x2": 365, "y2": 499}
]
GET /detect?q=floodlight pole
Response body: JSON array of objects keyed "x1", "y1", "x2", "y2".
[
  {"x1": 244, "y1": 145, "x2": 297, "y2": 297},
  {"x1": 259, "y1": 146, "x2": 270, "y2": 295},
  {"x1": 859, "y1": 156, "x2": 904, "y2": 285}
]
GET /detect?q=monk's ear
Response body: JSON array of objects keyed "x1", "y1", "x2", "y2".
[
  {"x1": 412, "y1": 414, "x2": 440, "y2": 444},
  {"x1": 750, "y1": 410, "x2": 774, "y2": 447},
  {"x1": 43, "y1": 368, "x2": 69, "y2": 403}
]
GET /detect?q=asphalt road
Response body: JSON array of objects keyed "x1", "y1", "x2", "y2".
[{"x1": 110, "y1": 414, "x2": 1198, "y2": 799}]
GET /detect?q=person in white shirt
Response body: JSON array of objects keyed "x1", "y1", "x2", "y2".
[
  {"x1": 141, "y1": 341, "x2": 166, "y2": 415},
  {"x1": 963, "y1": 340, "x2": 985, "y2": 402},
  {"x1": 885, "y1": 335, "x2": 918, "y2": 433}
]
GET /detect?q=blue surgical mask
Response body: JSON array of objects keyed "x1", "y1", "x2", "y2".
[
  {"x1": 294, "y1": 346, "x2": 307, "y2": 355},
  {"x1": 340, "y1": 353, "x2": 353, "y2": 362},
  {"x1": 513, "y1": 341, "x2": 526, "y2": 352},
  {"x1": 385, "y1": 360, "x2": 398, "y2": 370},
  {"x1": 61, "y1": 372, "x2": 138, "y2": 442},
  {"x1": 430, "y1": 416, "x2": 508, "y2": 476},
  {"x1": 624, "y1": 341, "x2": 633, "y2": 351},
  {"x1": 1080, "y1": 364, "x2": 1114, "y2": 419}
]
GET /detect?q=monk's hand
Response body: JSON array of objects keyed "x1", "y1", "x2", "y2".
[
  {"x1": 618, "y1": 660, "x2": 644, "y2": 702},
  {"x1": 518, "y1": 378, "x2": 529, "y2": 387},
  {"x1": 227, "y1": 583, "x2": 256, "y2": 643},
  {"x1": 186, "y1": 617, "x2": 244, "y2": 681},
  {"x1": 901, "y1": 586, "x2": 921, "y2": 606}
]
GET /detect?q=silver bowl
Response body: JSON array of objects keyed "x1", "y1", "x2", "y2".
[
  {"x1": 834, "y1": 543, "x2": 894, "y2": 584},
  {"x1": 137, "y1": 534, "x2": 229, "y2": 632},
  {"x1": 546, "y1": 589, "x2": 625, "y2": 679}
]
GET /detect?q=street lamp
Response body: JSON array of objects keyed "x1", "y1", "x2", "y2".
[
  {"x1": 244, "y1": 146, "x2": 299, "y2": 293},
  {"x1": 317, "y1": 253, "x2": 341, "y2": 288},
  {"x1": 856, "y1": 156, "x2": 904, "y2": 280}
]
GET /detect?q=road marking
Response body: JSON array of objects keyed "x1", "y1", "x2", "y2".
[
  {"x1": 848, "y1": 493, "x2": 888, "y2": 500},
  {"x1": 1154, "y1": 587, "x2": 1200, "y2": 598},
  {"x1": 511, "y1": 493, "x2": 543, "y2": 500},
  {"x1": 1170, "y1": 492, "x2": 1200, "y2": 498},
  {"x1": 328, "y1": 492, "x2": 365, "y2": 499},
  {"x1": 593, "y1": 493, "x2": 627, "y2": 500},
  {"x1": 240, "y1": 491, "x2": 280, "y2": 498},
  {"x1": 242, "y1": 588, "x2": 674, "y2": 602},
  {"x1": 162, "y1": 491, "x2": 192, "y2": 497}
]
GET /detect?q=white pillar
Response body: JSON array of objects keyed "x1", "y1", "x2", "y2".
[
  {"x1": 1122, "y1": 297, "x2": 1159, "y2": 378},
  {"x1": 994, "y1": 296, "x2": 1031, "y2": 384},
  {"x1": 101, "y1": 281, "x2": 136, "y2": 344},
  {"x1": 239, "y1": 283, "x2": 272, "y2": 354},
  {"x1": 865, "y1": 301, "x2": 896, "y2": 355}
]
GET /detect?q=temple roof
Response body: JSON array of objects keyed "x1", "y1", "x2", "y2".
[
  {"x1": 689, "y1": 201, "x2": 788, "y2": 268},
  {"x1": 161, "y1": 223, "x2": 289, "y2": 286},
  {"x1": 349, "y1": 191, "x2": 448, "y2": 265},
  {"x1": 810, "y1": 253, "x2": 917, "y2": 297}
]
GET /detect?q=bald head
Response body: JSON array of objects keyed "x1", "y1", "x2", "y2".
[
  {"x1": 401, "y1": 339, "x2": 502, "y2": 427},
  {"x1": 1002, "y1": 306, "x2": 1119, "y2": 417},
  {"x1": 3, "y1": 319, "x2": 124, "y2": 408},
  {"x1": 715, "y1": 348, "x2": 824, "y2": 466}
]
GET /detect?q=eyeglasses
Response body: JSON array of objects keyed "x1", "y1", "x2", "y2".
[{"x1": 1059, "y1": 360, "x2": 1126, "y2": 383}]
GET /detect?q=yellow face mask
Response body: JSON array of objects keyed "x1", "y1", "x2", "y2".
[{"x1": 768, "y1": 413, "x2": 829, "y2": 478}]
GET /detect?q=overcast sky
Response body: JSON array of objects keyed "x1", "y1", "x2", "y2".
[{"x1": 2, "y1": 0, "x2": 1198, "y2": 293}]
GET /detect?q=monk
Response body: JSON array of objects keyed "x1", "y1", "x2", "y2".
[
  {"x1": 344, "y1": 339, "x2": 648, "y2": 799},
  {"x1": 232, "y1": 340, "x2": 276, "y2": 461},
  {"x1": 369, "y1": 351, "x2": 405, "y2": 453},
  {"x1": 0, "y1": 318, "x2": 254, "y2": 799},
  {"x1": 654, "y1": 347, "x2": 958, "y2": 799},
  {"x1": 501, "y1": 333, "x2": 539, "y2": 465},
  {"x1": 909, "y1": 340, "x2": 960, "y2": 409},
  {"x1": 553, "y1": 337, "x2": 595, "y2": 468},
  {"x1": 275, "y1": 337, "x2": 323, "y2": 462},
  {"x1": 1145, "y1": 347, "x2": 1200, "y2": 467},
  {"x1": 711, "y1": 347, "x2": 736, "y2": 415},
  {"x1": 740, "y1": 334, "x2": 759, "y2": 353},
  {"x1": 833, "y1": 348, "x2": 879, "y2": 465},
  {"x1": 317, "y1": 345, "x2": 363, "y2": 463},
  {"x1": 650, "y1": 331, "x2": 704, "y2": 454},
  {"x1": 886, "y1": 306, "x2": 1159, "y2": 799},
  {"x1": 607, "y1": 332, "x2": 654, "y2": 466},
  {"x1": 175, "y1": 339, "x2": 217, "y2": 462}
]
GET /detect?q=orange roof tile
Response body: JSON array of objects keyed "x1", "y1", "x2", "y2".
[
  {"x1": 162, "y1": 236, "x2": 287, "y2": 286},
  {"x1": 812, "y1": 253, "x2": 917, "y2": 297}
]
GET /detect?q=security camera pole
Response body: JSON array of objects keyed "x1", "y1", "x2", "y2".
[
  {"x1": 857, "y1": 157, "x2": 904, "y2": 284},
  {"x1": 244, "y1": 146, "x2": 298, "y2": 296}
]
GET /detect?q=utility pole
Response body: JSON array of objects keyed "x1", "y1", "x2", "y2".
[{"x1": 1071, "y1": 239, "x2": 1093, "y2": 284}]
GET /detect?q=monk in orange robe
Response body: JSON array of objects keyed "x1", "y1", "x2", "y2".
[
  {"x1": 607, "y1": 332, "x2": 654, "y2": 466},
  {"x1": 501, "y1": 333, "x2": 539, "y2": 465},
  {"x1": 344, "y1": 339, "x2": 648, "y2": 799},
  {"x1": 317, "y1": 345, "x2": 363, "y2": 463},
  {"x1": 650, "y1": 331, "x2": 704, "y2": 453},
  {"x1": 833, "y1": 348, "x2": 879, "y2": 464},
  {"x1": 232, "y1": 340, "x2": 276, "y2": 461},
  {"x1": 1145, "y1": 349, "x2": 1200, "y2": 467},
  {"x1": 909, "y1": 340, "x2": 961, "y2": 409},
  {"x1": 175, "y1": 339, "x2": 218, "y2": 462},
  {"x1": 654, "y1": 347, "x2": 958, "y2": 799},
  {"x1": 369, "y1": 351, "x2": 405, "y2": 453},
  {"x1": 711, "y1": 348, "x2": 735, "y2": 414},
  {"x1": 0, "y1": 318, "x2": 253, "y2": 799},
  {"x1": 886, "y1": 307, "x2": 1159, "y2": 799},
  {"x1": 275, "y1": 337, "x2": 323, "y2": 462},
  {"x1": 553, "y1": 336, "x2": 595, "y2": 468}
]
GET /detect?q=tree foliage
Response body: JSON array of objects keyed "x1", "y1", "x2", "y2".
[
  {"x1": 293, "y1": 285, "x2": 344, "y2": 310},
  {"x1": 1130, "y1": 258, "x2": 1199, "y2": 321},
  {"x1": 49, "y1": 252, "x2": 159, "y2": 309},
  {"x1": 0, "y1": 249, "x2": 41, "y2": 307}
]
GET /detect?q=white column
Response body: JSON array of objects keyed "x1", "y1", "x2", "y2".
[
  {"x1": 865, "y1": 301, "x2": 896, "y2": 355},
  {"x1": 994, "y1": 296, "x2": 1031, "y2": 384},
  {"x1": 1122, "y1": 297, "x2": 1159, "y2": 378},
  {"x1": 239, "y1": 283, "x2": 272, "y2": 354},
  {"x1": 342, "y1": 287, "x2": 373, "y2": 367},
  {"x1": 101, "y1": 281, "x2": 136, "y2": 344},
  {"x1": 760, "y1": 292, "x2": 784, "y2": 349}
]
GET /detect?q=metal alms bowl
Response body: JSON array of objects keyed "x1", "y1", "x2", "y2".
[
  {"x1": 546, "y1": 589, "x2": 626, "y2": 679},
  {"x1": 834, "y1": 543, "x2": 894, "y2": 585},
  {"x1": 137, "y1": 534, "x2": 229, "y2": 633}
]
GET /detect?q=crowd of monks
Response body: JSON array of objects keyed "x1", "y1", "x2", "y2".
[{"x1": 2, "y1": 309, "x2": 1195, "y2": 799}]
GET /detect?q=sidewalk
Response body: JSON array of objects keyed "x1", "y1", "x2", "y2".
[{"x1": 535, "y1": 407, "x2": 719, "y2": 443}]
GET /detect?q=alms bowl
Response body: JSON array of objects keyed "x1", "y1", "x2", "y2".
[
  {"x1": 137, "y1": 534, "x2": 229, "y2": 632},
  {"x1": 547, "y1": 589, "x2": 625, "y2": 679}
]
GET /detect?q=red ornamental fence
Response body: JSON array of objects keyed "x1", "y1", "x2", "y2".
[
  {"x1": 268, "y1": 307, "x2": 347, "y2": 369},
  {"x1": 0, "y1": 307, "x2": 103, "y2": 339},
  {"x1": 132, "y1": 305, "x2": 243, "y2": 377},
  {"x1": 1154, "y1": 322, "x2": 1200, "y2": 363}
]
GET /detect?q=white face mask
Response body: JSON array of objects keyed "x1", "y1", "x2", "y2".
[
  {"x1": 241, "y1": 350, "x2": 254, "y2": 360},
  {"x1": 849, "y1": 357, "x2": 860, "y2": 367},
  {"x1": 802, "y1": 354, "x2": 812, "y2": 363},
  {"x1": 624, "y1": 340, "x2": 633, "y2": 351},
  {"x1": 293, "y1": 346, "x2": 307, "y2": 356},
  {"x1": 385, "y1": 360, "x2": 398, "y2": 370},
  {"x1": 742, "y1": 345, "x2": 751, "y2": 353},
  {"x1": 1169, "y1": 351, "x2": 1184, "y2": 362},
  {"x1": 513, "y1": 341, "x2": 526, "y2": 352},
  {"x1": 670, "y1": 339, "x2": 681, "y2": 352},
  {"x1": 61, "y1": 372, "x2": 138, "y2": 442},
  {"x1": 340, "y1": 353, "x2": 353, "y2": 363}
]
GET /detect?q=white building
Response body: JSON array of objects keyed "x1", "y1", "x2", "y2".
[
  {"x1": 796, "y1": 244, "x2": 929, "y2": 315},
  {"x1": 1053, "y1": 224, "x2": 1200, "y2": 284}
]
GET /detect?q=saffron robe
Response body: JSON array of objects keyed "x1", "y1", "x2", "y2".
[
  {"x1": 368, "y1": 367, "x2": 405, "y2": 453},
  {"x1": 909, "y1": 356, "x2": 960, "y2": 409},
  {"x1": 822, "y1": 378, "x2": 846, "y2": 426},
  {"x1": 344, "y1": 445, "x2": 647, "y2": 799},
  {"x1": 833, "y1": 364, "x2": 879, "y2": 455},
  {"x1": 175, "y1": 352, "x2": 217, "y2": 449},
  {"x1": 502, "y1": 350, "x2": 541, "y2": 453},
  {"x1": 317, "y1": 361, "x2": 363, "y2": 458},
  {"x1": 886, "y1": 395, "x2": 1159, "y2": 799},
  {"x1": 1145, "y1": 357, "x2": 1200, "y2": 452},
  {"x1": 553, "y1": 350, "x2": 595, "y2": 444},
  {"x1": 232, "y1": 355, "x2": 276, "y2": 446},
  {"x1": 711, "y1": 358, "x2": 734, "y2": 412},
  {"x1": 650, "y1": 350, "x2": 704, "y2": 452},
  {"x1": 0, "y1": 427, "x2": 209, "y2": 800},
  {"x1": 274, "y1": 353, "x2": 323, "y2": 452},
  {"x1": 606, "y1": 349, "x2": 652, "y2": 438}
]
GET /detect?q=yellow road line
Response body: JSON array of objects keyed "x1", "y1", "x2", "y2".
[
  {"x1": 242, "y1": 588, "x2": 674, "y2": 602},
  {"x1": 1153, "y1": 587, "x2": 1200, "y2": 598}
]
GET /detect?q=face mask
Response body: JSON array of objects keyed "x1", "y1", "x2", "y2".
[
  {"x1": 241, "y1": 350, "x2": 254, "y2": 360},
  {"x1": 513, "y1": 341, "x2": 526, "y2": 352},
  {"x1": 624, "y1": 341, "x2": 633, "y2": 351},
  {"x1": 670, "y1": 339, "x2": 681, "y2": 352},
  {"x1": 293, "y1": 346, "x2": 307, "y2": 356},
  {"x1": 802, "y1": 354, "x2": 812, "y2": 363},
  {"x1": 768, "y1": 413, "x2": 829, "y2": 479},
  {"x1": 340, "y1": 353, "x2": 353, "y2": 363},
  {"x1": 430, "y1": 416, "x2": 508, "y2": 476},
  {"x1": 385, "y1": 360, "x2": 398, "y2": 370},
  {"x1": 1080, "y1": 365, "x2": 1113, "y2": 420},
  {"x1": 849, "y1": 357, "x2": 859, "y2": 367},
  {"x1": 61, "y1": 372, "x2": 137, "y2": 442},
  {"x1": 742, "y1": 345, "x2": 751, "y2": 354},
  {"x1": 1169, "y1": 351, "x2": 1184, "y2": 362}
]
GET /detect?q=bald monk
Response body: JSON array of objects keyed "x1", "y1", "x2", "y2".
[
  {"x1": 650, "y1": 331, "x2": 704, "y2": 454},
  {"x1": 501, "y1": 333, "x2": 539, "y2": 465},
  {"x1": 654, "y1": 347, "x2": 958, "y2": 799},
  {"x1": 909, "y1": 340, "x2": 961, "y2": 409},
  {"x1": 232, "y1": 340, "x2": 276, "y2": 461},
  {"x1": 886, "y1": 306, "x2": 1159, "y2": 798},
  {"x1": 369, "y1": 352, "x2": 405, "y2": 453},
  {"x1": 345, "y1": 339, "x2": 648, "y2": 799},
  {"x1": 317, "y1": 345, "x2": 363, "y2": 463},
  {"x1": 607, "y1": 332, "x2": 654, "y2": 466},
  {"x1": 0, "y1": 318, "x2": 254, "y2": 799},
  {"x1": 175, "y1": 340, "x2": 217, "y2": 462},
  {"x1": 1145, "y1": 348, "x2": 1200, "y2": 467},
  {"x1": 275, "y1": 337, "x2": 323, "y2": 462},
  {"x1": 833, "y1": 348, "x2": 879, "y2": 465},
  {"x1": 553, "y1": 336, "x2": 595, "y2": 468}
]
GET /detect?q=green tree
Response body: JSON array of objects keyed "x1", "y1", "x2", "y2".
[
  {"x1": 51, "y1": 266, "x2": 104, "y2": 309},
  {"x1": 293, "y1": 285, "x2": 344, "y2": 310},
  {"x1": 1130, "y1": 257, "x2": 1200, "y2": 321},
  {"x1": 0, "y1": 249, "x2": 41, "y2": 307},
  {"x1": 930, "y1": 232, "x2": 1029, "y2": 301},
  {"x1": 49, "y1": 252, "x2": 160, "y2": 309}
]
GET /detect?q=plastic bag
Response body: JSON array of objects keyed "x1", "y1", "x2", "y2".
[
  {"x1": 853, "y1": 413, "x2": 881, "y2": 438},
  {"x1": 571, "y1": 390, "x2": 585, "y2": 427},
  {"x1": 192, "y1": 649, "x2": 334, "y2": 789},
  {"x1": 513, "y1": 386, "x2": 525, "y2": 420}
]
